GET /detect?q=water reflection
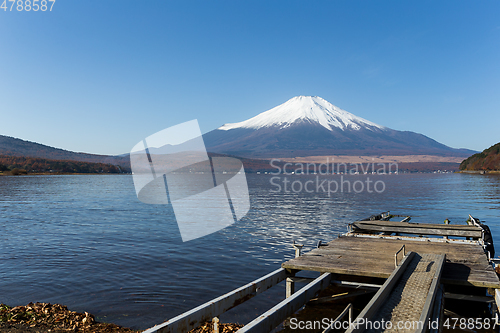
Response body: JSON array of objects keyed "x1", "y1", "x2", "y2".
[{"x1": 0, "y1": 173, "x2": 499, "y2": 329}]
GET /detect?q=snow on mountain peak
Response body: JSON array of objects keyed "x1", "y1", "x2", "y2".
[{"x1": 219, "y1": 96, "x2": 385, "y2": 132}]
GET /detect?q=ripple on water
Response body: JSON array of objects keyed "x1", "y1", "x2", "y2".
[{"x1": 0, "y1": 173, "x2": 499, "y2": 329}]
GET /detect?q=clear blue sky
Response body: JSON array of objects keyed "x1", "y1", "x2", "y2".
[{"x1": 1, "y1": 0, "x2": 499, "y2": 155}]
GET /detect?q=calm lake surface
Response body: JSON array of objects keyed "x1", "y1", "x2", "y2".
[{"x1": 1, "y1": 173, "x2": 500, "y2": 329}]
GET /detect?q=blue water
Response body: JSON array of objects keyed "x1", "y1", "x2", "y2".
[{"x1": 0, "y1": 173, "x2": 499, "y2": 329}]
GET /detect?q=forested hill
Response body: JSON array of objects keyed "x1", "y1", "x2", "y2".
[
  {"x1": 0, "y1": 155, "x2": 125, "y2": 174},
  {"x1": 460, "y1": 143, "x2": 500, "y2": 171},
  {"x1": 0, "y1": 135, "x2": 129, "y2": 167}
]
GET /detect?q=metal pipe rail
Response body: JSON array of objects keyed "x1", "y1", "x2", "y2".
[
  {"x1": 143, "y1": 268, "x2": 287, "y2": 333},
  {"x1": 395, "y1": 244, "x2": 406, "y2": 267},
  {"x1": 322, "y1": 303, "x2": 353, "y2": 333},
  {"x1": 236, "y1": 273, "x2": 332, "y2": 333}
]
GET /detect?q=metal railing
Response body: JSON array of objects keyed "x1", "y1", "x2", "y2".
[
  {"x1": 322, "y1": 303, "x2": 353, "y2": 333},
  {"x1": 394, "y1": 244, "x2": 406, "y2": 267}
]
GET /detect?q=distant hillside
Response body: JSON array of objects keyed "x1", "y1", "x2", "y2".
[
  {"x1": 0, "y1": 135, "x2": 130, "y2": 168},
  {"x1": 0, "y1": 155, "x2": 124, "y2": 174},
  {"x1": 207, "y1": 153, "x2": 459, "y2": 173},
  {"x1": 460, "y1": 143, "x2": 500, "y2": 171}
]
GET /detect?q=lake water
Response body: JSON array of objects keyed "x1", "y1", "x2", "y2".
[{"x1": 1, "y1": 173, "x2": 500, "y2": 330}]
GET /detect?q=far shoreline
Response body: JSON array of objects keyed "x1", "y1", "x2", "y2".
[
  {"x1": 457, "y1": 170, "x2": 500, "y2": 175},
  {"x1": 0, "y1": 172, "x2": 130, "y2": 176}
]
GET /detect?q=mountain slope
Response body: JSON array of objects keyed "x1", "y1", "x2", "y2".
[
  {"x1": 0, "y1": 135, "x2": 129, "y2": 167},
  {"x1": 460, "y1": 143, "x2": 500, "y2": 171},
  {"x1": 220, "y1": 95, "x2": 385, "y2": 132},
  {"x1": 204, "y1": 96, "x2": 475, "y2": 158}
]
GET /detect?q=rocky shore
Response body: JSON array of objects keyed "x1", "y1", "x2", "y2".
[
  {"x1": 0, "y1": 303, "x2": 137, "y2": 333},
  {"x1": 0, "y1": 303, "x2": 244, "y2": 333}
]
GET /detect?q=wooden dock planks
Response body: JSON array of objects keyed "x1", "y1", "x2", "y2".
[
  {"x1": 347, "y1": 253, "x2": 446, "y2": 333},
  {"x1": 282, "y1": 236, "x2": 500, "y2": 288},
  {"x1": 351, "y1": 221, "x2": 483, "y2": 238}
]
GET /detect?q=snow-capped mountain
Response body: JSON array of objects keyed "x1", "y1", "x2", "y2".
[
  {"x1": 203, "y1": 96, "x2": 475, "y2": 158},
  {"x1": 219, "y1": 96, "x2": 385, "y2": 132}
]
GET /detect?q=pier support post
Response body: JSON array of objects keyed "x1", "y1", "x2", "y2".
[
  {"x1": 286, "y1": 277, "x2": 295, "y2": 298},
  {"x1": 285, "y1": 269, "x2": 298, "y2": 298},
  {"x1": 212, "y1": 317, "x2": 219, "y2": 333},
  {"x1": 292, "y1": 241, "x2": 304, "y2": 258}
]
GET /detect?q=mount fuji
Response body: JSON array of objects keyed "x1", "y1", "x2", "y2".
[{"x1": 203, "y1": 96, "x2": 475, "y2": 158}]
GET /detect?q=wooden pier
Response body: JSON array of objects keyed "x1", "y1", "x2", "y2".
[
  {"x1": 346, "y1": 252, "x2": 445, "y2": 333},
  {"x1": 144, "y1": 213, "x2": 500, "y2": 333},
  {"x1": 282, "y1": 234, "x2": 499, "y2": 288}
]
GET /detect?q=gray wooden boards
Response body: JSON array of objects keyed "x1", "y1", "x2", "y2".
[
  {"x1": 346, "y1": 252, "x2": 416, "y2": 333},
  {"x1": 417, "y1": 255, "x2": 445, "y2": 333},
  {"x1": 282, "y1": 236, "x2": 500, "y2": 288},
  {"x1": 346, "y1": 253, "x2": 445, "y2": 333},
  {"x1": 351, "y1": 221, "x2": 482, "y2": 238}
]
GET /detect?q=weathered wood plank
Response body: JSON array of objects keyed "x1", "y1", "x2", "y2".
[
  {"x1": 282, "y1": 236, "x2": 500, "y2": 288},
  {"x1": 353, "y1": 221, "x2": 482, "y2": 230},
  {"x1": 309, "y1": 290, "x2": 374, "y2": 304},
  {"x1": 430, "y1": 285, "x2": 444, "y2": 333},
  {"x1": 347, "y1": 253, "x2": 445, "y2": 333},
  {"x1": 346, "y1": 252, "x2": 417, "y2": 333},
  {"x1": 283, "y1": 258, "x2": 495, "y2": 287},
  {"x1": 417, "y1": 254, "x2": 446, "y2": 333},
  {"x1": 352, "y1": 221, "x2": 482, "y2": 238}
]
